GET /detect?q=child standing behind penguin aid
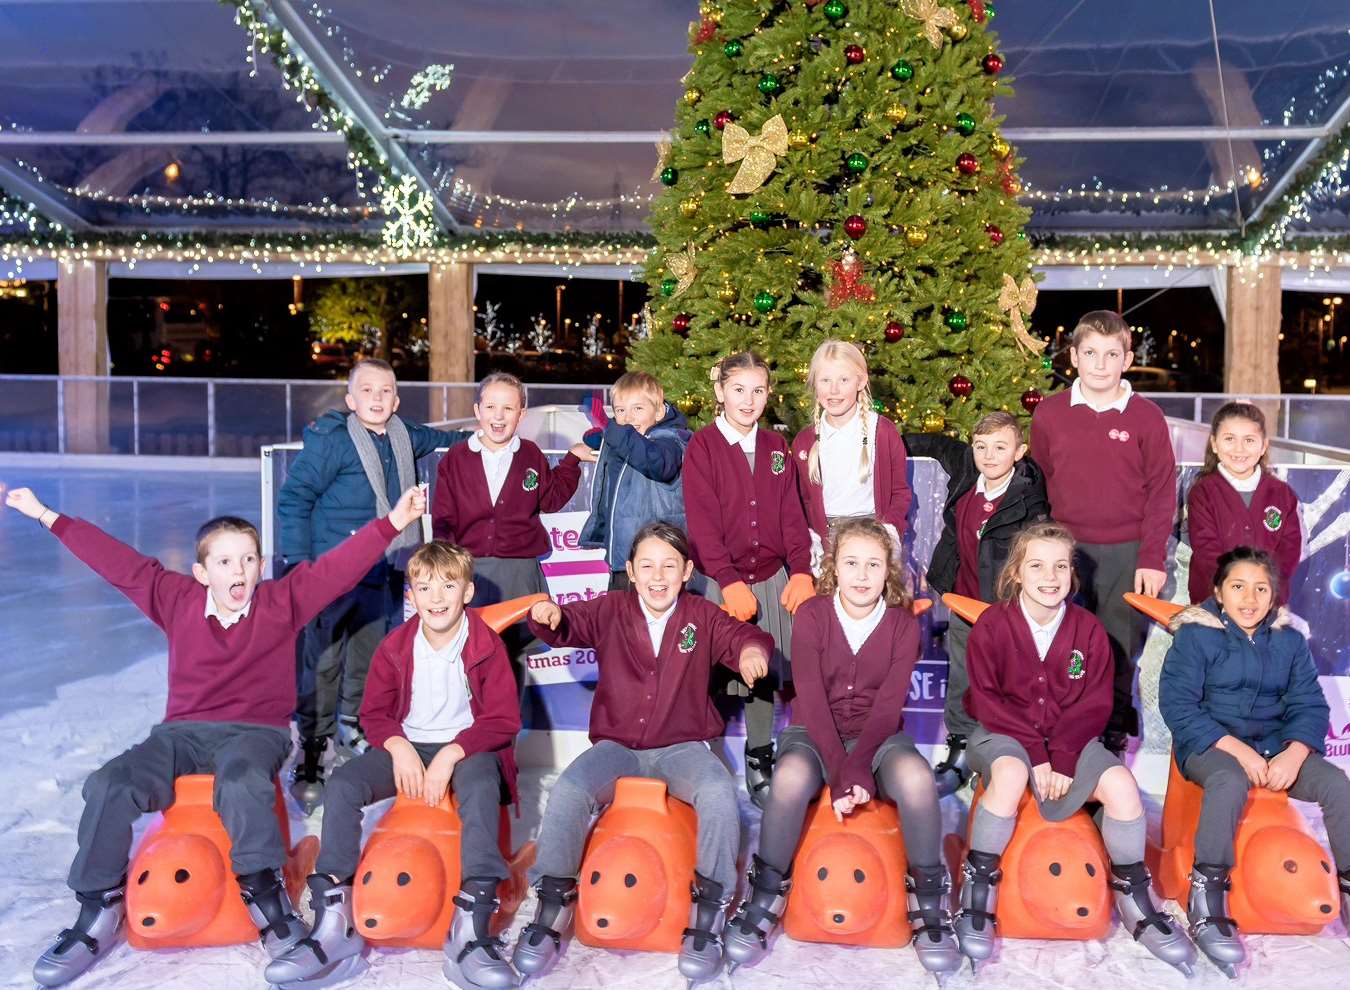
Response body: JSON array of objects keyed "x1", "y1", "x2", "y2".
[
  {"x1": 903, "y1": 411, "x2": 1050, "y2": 795},
  {"x1": 789, "y1": 339, "x2": 911, "y2": 567},
  {"x1": 723, "y1": 518, "x2": 961, "y2": 980},
  {"x1": 510, "y1": 522, "x2": 773, "y2": 985},
  {"x1": 955, "y1": 522, "x2": 1196, "y2": 975},
  {"x1": 682, "y1": 351, "x2": 815, "y2": 807}
]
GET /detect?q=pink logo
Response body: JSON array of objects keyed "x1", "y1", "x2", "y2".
[
  {"x1": 1108, "y1": 429, "x2": 1120, "y2": 440},
  {"x1": 1119, "y1": 430, "x2": 1130, "y2": 442}
]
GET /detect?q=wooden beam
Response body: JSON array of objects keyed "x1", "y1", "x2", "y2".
[
  {"x1": 56, "y1": 259, "x2": 110, "y2": 452},
  {"x1": 1223, "y1": 262, "x2": 1282, "y2": 395},
  {"x1": 428, "y1": 261, "x2": 475, "y2": 419}
]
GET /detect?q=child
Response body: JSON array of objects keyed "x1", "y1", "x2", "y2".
[
  {"x1": 266, "y1": 541, "x2": 521, "y2": 990},
  {"x1": 790, "y1": 339, "x2": 911, "y2": 561},
  {"x1": 277, "y1": 357, "x2": 472, "y2": 809},
  {"x1": 903, "y1": 411, "x2": 1051, "y2": 795},
  {"x1": 955, "y1": 522, "x2": 1196, "y2": 973},
  {"x1": 724, "y1": 518, "x2": 961, "y2": 978},
  {"x1": 1030, "y1": 311, "x2": 1176, "y2": 751},
  {"x1": 578, "y1": 370, "x2": 692, "y2": 590},
  {"x1": 1185, "y1": 402, "x2": 1301, "y2": 607},
  {"x1": 1160, "y1": 546, "x2": 1350, "y2": 972},
  {"x1": 6, "y1": 482, "x2": 426, "y2": 989},
  {"x1": 683, "y1": 351, "x2": 815, "y2": 806},
  {"x1": 510, "y1": 522, "x2": 772, "y2": 985}
]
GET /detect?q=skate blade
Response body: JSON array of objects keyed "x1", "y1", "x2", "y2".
[
  {"x1": 442, "y1": 955, "x2": 522, "y2": 990},
  {"x1": 274, "y1": 954, "x2": 367, "y2": 990}
]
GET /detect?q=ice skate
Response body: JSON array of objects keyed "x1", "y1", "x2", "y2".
[
  {"x1": 954, "y1": 850, "x2": 1002, "y2": 967},
  {"x1": 333, "y1": 715, "x2": 369, "y2": 763},
  {"x1": 510, "y1": 876, "x2": 576, "y2": 980},
  {"x1": 1339, "y1": 868, "x2": 1350, "y2": 931},
  {"x1": 743, "y1": 742, "x2": 774, "y2": 810},
  {"x1": 264, "y1": 874, "x2": 367, "y2": 989},
  {"x1": 289, "y1": 737, "x2": 328, "y2": 816},
  {"x1": 442, "y1": 878, "x2": 519, "y2": 990},
  {"x1": 238, "y1": 867, "x2": 307, "y2": 960},
  {"x1": 933, "y1": 734, "x2": 971, "y2": 798},
  {"x1": 723, "y1": 855, "x2": 790, "y2": 971},
  {"x1": 1187, "y1": 864, "x2": 1244, "y2": 979},
  {"x1": 679, "y1": 872, "x2": 730, "y2": 987},
  {"x1": 32, "y1": 884, "x2": 126, "y2": 988},
  {"x1": 1110, "y1": 862, "x2": 1197, "y2": 977},
  {"x1": 907, "y1": 866, "x2": 963, "y2": 983}
]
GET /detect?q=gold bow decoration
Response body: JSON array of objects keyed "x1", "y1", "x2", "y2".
[
  {"x1": 722, "y1": 114, "x2": 789, "y2": 195},
  {"x1": 998, "y1": 274, "x2": 1047, "y2": 355},
  {"x1": 667, "y1": 244, "x2": 697, "y2": 297},
  {"x1": 650, "y1": 136, "x2": 673, "y2": 182},
  {"x1": 902, "y1": 0, "x2": 959, "y2": 49}
]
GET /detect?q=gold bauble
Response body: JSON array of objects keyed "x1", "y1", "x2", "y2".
[
  {"x1": 684, "y1": 88, "x2": 703, "y2": 106},
  {"x1": 787, "y1": 129, "x2": 810, "y2": 150},
  {"x1": 947, "y1": 22, "x2": 968, "y2": 41},
  {"x1": 905, "y1": 226, "x2": 929, "y2": 247},
  {"x1": 679, "y1": 197, "x2": 701, "y2": 218},
  {"x1": 717, "y1": 283, "x2": 738, "y2": 304},
  {"x1": 1003, "y1": 175, "x2": 1022, "y2": 194},
  {"x1": 884, "y1": 103, "x2": 909, "y2": 125},
  {"x1": 676, "y1": 394, "x2": 701, "y2": 414},
  {"x1": 922, "y1": 411, "x2": 946, "y2": 433},
  {"x1": 991, "y1": 138, "x2": 1011, "y2": 159},
  {"x1": 698, "y1": 2, "x2": 720, "y2": 20}
]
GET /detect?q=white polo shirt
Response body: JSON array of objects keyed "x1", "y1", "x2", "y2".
[
  {"x1": 1019, "y1": 599, "x2": 1067, "y2": 662},
  {"x1": 818, "y1": 409, "x2": 875, "y2": 518},
  {"x1": 638, "y1": 597, "x2": 676, "y2": 656},
  {"x1": 833, "y1": 593, "x2": 887, "y2": 655},
  {"x1": 402, "y1": 617, "x2": 474, "y2": 743}
]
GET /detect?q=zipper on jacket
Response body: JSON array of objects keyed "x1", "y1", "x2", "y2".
[{"x1": 607, "y1": 460, "x2": 631, "y2": 560}]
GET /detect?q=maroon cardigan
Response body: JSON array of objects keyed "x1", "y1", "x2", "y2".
[
  {"x1": 360, "y1": 609, "x2": 520, "y2": 804},
  {"x1": 528, "y1": 590, "x2": 774, "y2": 750},
  {"x1": 964, "y1": 600, "x2": 1113, "y2": 775},
  {"x1": 431, "y1": 438, "x2": 581, "y2": 557},
  {"x1": 1186, "y1": 470, "x2": 1301, "y2": 606},
  {"x1": 682, "y1": 424, "x2": 813, "y2": 587},
  {"x1": 788, "y1": 595, "x2": 921, "y2": 798},
  {"x1": 790, "y1": 414, "x2": 912, "y2": 541}
]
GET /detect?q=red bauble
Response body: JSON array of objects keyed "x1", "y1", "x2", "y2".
[
  {"x1": 672, "y1": 313, "x2": 692, "y2": 335},
  {"x1": 714, "y1": 110, "x2": 734, "y2": 130},
  {"x1": 884, "y1": 321, "x2": 905, "y2": 343},
  {"x1": 967, "y1": 0, "x2": 986, "y2": 22},
  {"x1": 1001, "y1": 173, "x2": 1022, "y2": 196},
  {"x1": 843, "y1": 44, "x2": 865, "y2": 64},
  {"x1": 985, "y1": 223, "x2": 1004, "y2": 245},
  {"x1": 982, "y1": 52, "x2": 1004, "y2": 74},
  {"x1": 948, "y1": 374, "x2": 974, "y2": 398},
  {"x1": 843, "y1": 214, "x2": 867, "y2": 239},
  {"x1": 1021, "y1": 388, "x2": 1044, "y2": 412},
  {"x1": 956, "y1": 152, "x2": 980, "y2": 175}
]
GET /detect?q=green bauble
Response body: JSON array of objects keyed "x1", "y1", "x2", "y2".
[
  {"x1": 823, "y1": 0, "x2": 847, "y2": 22},
  {"x1": 944, "y1": 310, "x2": 969, "y2": 331},
  {"x1": 723, "y1": 39, "x2": 743, "y2": 58},
  {"x1": 846, "y1": 152, "x2": 868, "y2": 173},
  {"x1": 871, "y1": 398, "x2": 884, "y2": 413},
  {"x1": 660, "y1": 277, "x2": 678, "y2": 297},
  {"x1": 1041, "y1": 356, "x2": 1053, "y2": 370},
  {"x1": 753, "y1": 290, "x2": 777, "y2": 313},
  {"x1": 955, "y1": 112, "x2": 976, "y2": 136},
  {"x1": 758, "y1": 73, "x2": 782, "y2": 95},
  {"x1": 693, "y1": 118, "x2": 712, "y2": 136},
  {"x1": 890, "y1": 59, "x2": 914, "y2": 82},
  {"x1": 749, "y1": 209, "x2": 771, "y2": 225},
  {"x1": 659, "y1": 166, "x2": 679, "y2": 186}
]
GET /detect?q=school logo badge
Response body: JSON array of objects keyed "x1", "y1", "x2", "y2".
[
  {"x1": 771, "y1": 451, "x2": 786, "y2": 475},
  {"x1": 1263, "y1": 505, "x2": 1283, "y2": 532},
  {"x1": 1066, "y1": 649, "x2": 1086, "y2": 680},
  {"x1": 678, "y1": 622, "x2": 697, "y2": 653},
  {"x1": 522, "y1": 468, "x2": 540, "y2": 492}
]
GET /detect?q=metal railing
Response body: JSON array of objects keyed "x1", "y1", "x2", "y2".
[{"x1": 1147, "y1": 393, "x2": 1348, "y2": 450}]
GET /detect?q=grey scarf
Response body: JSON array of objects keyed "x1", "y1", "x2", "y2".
[{"x1": 347, "y1": 413, "x2": 420, "y2": 565}]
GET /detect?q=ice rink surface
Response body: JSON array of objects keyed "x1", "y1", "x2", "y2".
[{"x1": 1, "y1": 466, "x2": 1348, "y2": 989}]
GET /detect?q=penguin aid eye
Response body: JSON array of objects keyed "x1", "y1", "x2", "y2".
[
  {"x1": 590, "y1": 871, "x2": 601, "y2": 885},
  {"x1": 1049, "y1": 862, "x2": 1062, "y2": 876},
  {"x1": 1283, "y1": 860, "x2": 1298, "y2": 874},
  {"x1": 174, "y1": 869, "x2": 190, "y2": 883},
  {"x1": 816, "y1": 867, "x2": 828, "y2": 881},
  {"x1": 853, "y1": 869, "x2": 866, "y2": 884},
  {"x1": 624, "y1": 874, "x2": 637, "y2": 888},
  {"x1": 1084, "y1": 863, "x2": 1096, "y2": 877}
]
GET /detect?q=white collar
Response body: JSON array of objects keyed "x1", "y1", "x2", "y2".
[
  {"x1": 1217, "y1": 464, "x2": 1263, "y2": 493},
  {"x1": 1019, "y1": 598, "x2": 1067, "y2": 638},
  {"x1": 976, "y1": 471, "x2": 1014, "y2": 500},
  {"x1": 416, "y1": 614, "x2": 469, "y2": 660},
  {"x1": 1069, "y1": 378, "x2": 1133, "y2": 413},
  {"x1": 715, "y1": 414, "x2": 757, "y2": 453},
  {"x1": 818, "y1": 407, "x2": 863, "y2": 441},
  {"x1": 204, "y1": 589, "x2": 251, "y2": 628},
  {"x1": 638, "y1": 597, "x2": 677, "y2": 626},
  {"x1": 468, "y1": 432, "x2": 521, "y2": 455},
  {"x1": 832, "y1": 592, "x2": 888, "y2": 654}
]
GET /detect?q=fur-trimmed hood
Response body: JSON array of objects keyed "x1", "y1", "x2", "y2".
[{"x1": 1167, "y1": 598, "x2": 1293, "y2": 634}]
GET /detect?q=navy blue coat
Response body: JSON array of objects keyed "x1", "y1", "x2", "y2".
[
  {"x1": 1159, "y1": 599, "x2": 1328, "y2": 767},
  {"x1": 277, "y1": 410, "x2": 471, "y2": 576}
]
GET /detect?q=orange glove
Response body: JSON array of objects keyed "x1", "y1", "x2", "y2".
[
  {"x1": 719, "y1": 581, "x2": 759, "y2": 621},
  {"x1": 780, "y1": 572, "x2": 817, "y2": 614}
]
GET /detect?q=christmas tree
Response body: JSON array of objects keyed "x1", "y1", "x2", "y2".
[{"x1": 630, "y1": 0, "x2": 1050, "y2": 434}]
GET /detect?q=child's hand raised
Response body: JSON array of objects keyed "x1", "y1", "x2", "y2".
[
  {"x1": 530, "y1": 599, "x2": 562, "y2": 629},
  {"x1": 738, "y1": 647, "x2": 770, "y2": 688},
  {"x1": 387, "y1": 484, "x2": 428, "y2": 531},
  {"x1": 4, "y1": 486, "x2": 51, "y2": 522},
  {"x1": 568, "y1": 441, "x2": 599, "y2": 463}
]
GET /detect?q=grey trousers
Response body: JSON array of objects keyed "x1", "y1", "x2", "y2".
[
  {"x1": 1183, "y1": 748, "x2": 1350, "y2": 868},
  {"x1": 529, "y1": 739, "x2": 741, "y2": 892},
  {"x1": 316, "y1": 745, "x2": 509, "y2": 882},
  {"x1": 943, "y1": 614, "x2": 977, "y2": 736},
  {"x1": 1075, "y1": 540, "x2": 1141, "y2": 736},
  {"x1": 68, "y1": 721, "x2": 292, "y2": 893}
]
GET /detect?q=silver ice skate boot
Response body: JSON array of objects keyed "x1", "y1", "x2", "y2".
[
  {"x1": 679, "y1": 872, "x2": 730, "y2": 987},
  {"x1": 238, "y1": 867, "x2": 307, "y2": 960},
  {"x1": 33, "y1": 884, "x2": 126, "y2": 988},
  {"x1": 264, "y1": 874, "x2": 367, "y2": 989},
  {"x1": 1110, "y1": 862, "x2": 1197, "y2": 977},
  {"x1": 510, "y1": 875, "x2": 576, "y2": 979},
  {"x1": 334, "y1": 715, "x2": 369, "y2": 763},
  {"x1": 907, "y1": 865, "x2": 963, "y2": 980},
  {"x1": 744, "y1": 742, "x2": 774, "y2": 810},
  {"x1": 1187, "y1": 863, "x2": 1244, "y2": 978},
  {"x1": 723, "y1": 855, "x2": 790, "y2": 971},
  {"x1": 954, "y1": 850, "x2": 1002, "y2": 966},
  {"x1": 443, "y1": 877, "x2": 518, "y2": 989},
  {"x1": 933, "y1": 734, "x2": 971, "y2": 798},
  {"x1": 289, "y1": 737, "x2": 328, "y2": 817},
  {"x1": 1339, "y1": 868, "x2": 1350, "y2": 930}
]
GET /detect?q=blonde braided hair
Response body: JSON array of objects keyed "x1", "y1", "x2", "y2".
[{"x1": 804, "y1": 339, "x2": 874, "y2": 486}]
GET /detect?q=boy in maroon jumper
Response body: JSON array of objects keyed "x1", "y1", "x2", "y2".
[
  {"x1": 266, "y1": 541, "x2": 520, "y2": 990},
  {"x1": 1029, "y1": 310, "x2": 1176, "y2": 750},
  {"x1": 510, "y1": 522, "x2": 772, "y2": 985},
  {"x1": 6, "y1": 483, "x2": 425, "y2": 989}
]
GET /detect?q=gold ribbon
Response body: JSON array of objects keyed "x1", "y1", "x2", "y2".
[
  {"x1": 902, "y1": 0, "x2": 958, "y2": 49},
  {"x1": 998, "y1": 274, "x2": 1047, "y2": 355},
  {"x1": 650, "y1": 137, "x2": 673, "y2": 182},
  {"x1": 722, "y1": 114, "x2": 789, "y2": 195},
  {"x1": 667, "y1": 244, "x2": 696, "y2": 297}
]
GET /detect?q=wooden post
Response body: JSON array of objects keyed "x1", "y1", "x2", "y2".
[
  {"x1": 56, "y1": 259, "x2": 110, "y2": 453},
  {"x1": 1224, "y1": 262, "x2": 1282, "y2": 396},
  {"x1": 428, "y1": 261, "x2": 475, "y2": 421}
]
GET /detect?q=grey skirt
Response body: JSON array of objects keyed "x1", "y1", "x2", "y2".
[
  {"x1": 472, "y1": 555, "x2": 548, "y2": 607},
  {"x1": 777, "y1": 724, "x2": 920, "y2": 780},
  {"x1": 701, "y1": 566, "x2": 792, "y2": 691},
  {"x1": 967, "y1": 729, "x2": 1121, "y2": 822}
]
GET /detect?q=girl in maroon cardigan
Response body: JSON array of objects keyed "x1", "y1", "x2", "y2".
[
  {"x1": 683, "y1": 351, "x2": 815, "y2": 807},
  {"x1": 723, "y1": 518, "x2": 961, "y2": 978},
  {"x1": 955, "y1": 522, "x2": 1196, "y2": 974},
  {"x1": 790, "y1": 339, "x2": 912, "y2": 564},
  {"x1": 1185, "y1": 401, "x2": 1301, "y2": 606}
]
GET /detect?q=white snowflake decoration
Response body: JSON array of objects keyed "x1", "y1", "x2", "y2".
[
  {"x1": 477, "y1": 300, "x2": 519, "y2": 352},
  {"x1": 582, "y1": 314, "x2": 603, "y2": 357},
  {"x1": 528, "y1": 315, "x2": 554, "y2": 352},
  {"x1": 400, "y1": 63, "x2": 455, "y2": 111},
  {"x1": 379, "y1": 175, "x2": 435, "y2": 252}
]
